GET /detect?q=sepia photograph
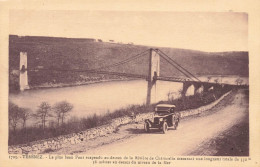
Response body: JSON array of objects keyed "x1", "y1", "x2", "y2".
[
  {"x1": 2, "y1": 1, "x2": 260, "y2": 167},
  {"x1": 7, "y1": 10, "x2": 250, "y2": 157}
]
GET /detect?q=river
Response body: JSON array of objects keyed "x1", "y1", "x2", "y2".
[{"x1": 9, "y1": 76, "x2": 248, "y2": 127}]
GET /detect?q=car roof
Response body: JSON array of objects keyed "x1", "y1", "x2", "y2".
[{"x1": 156, "y1": 104, "x2": 176, "y2": 108}]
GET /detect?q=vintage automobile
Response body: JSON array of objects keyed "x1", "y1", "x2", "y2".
[{"x1": 144, "y1": 104, "x2": 180, "y2": 133}]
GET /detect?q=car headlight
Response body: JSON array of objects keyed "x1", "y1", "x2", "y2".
[{"x1": 159, "y1": 118, "x2": 163, "y2": 122}]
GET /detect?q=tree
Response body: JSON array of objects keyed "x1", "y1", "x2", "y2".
[
  {"x1": 19, "y1": 108, "x2": 31, "y2": 129},
  {"x1": 178, "y1": 88, "x2": 184, "y2": 97},
  {"x1": 53, "y1": 101, "x2": 73, "y2": 126},
  {"x1": 214, "y1": 78, "x2": 219, "y2": 84},
  {"x1": 9, "y1": 102, "x2": 21, "y2": 133},
  {"x1": 207, "y1": 76, "x2": 212, "y2": 82},
  {"x1": 235, "y1": 78, "x2": 244, "y2": 85},
  {"x1": 167, "y1": 91, "x2": 175, "y2": 102},
  {"x1": 167, "y1": 91, "x2": 172, "y2": 101},
  {"x1": 178, "y1": 88, "x2": 187, "y2": 109},
  {"x1": 239, "y1": 79, "x2": 244, "y2": 85},
  {"x1": 170, "y1": 94, "x2": 175, "y2": 102},
  {"x1": 53, "y1": 106, "x2": 62, "y2": 127},
  {"x1": 36, "y1": 102, "x2": 52, "y2": 131}
]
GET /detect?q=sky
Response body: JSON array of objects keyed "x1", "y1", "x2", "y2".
[{"x1": 9, "y1": 10, "x2": 248, "y2": 52}]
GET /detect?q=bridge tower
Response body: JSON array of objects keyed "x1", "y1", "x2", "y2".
[
  {"x1": 19, "y1": 52, "x2": 29, "y2": 91},
  {"x1": 146, "y1": 49, "x2": 160, "y2": 105}
]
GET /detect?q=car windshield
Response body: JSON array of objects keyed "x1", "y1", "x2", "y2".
[
  {"x1": 156, "y1": 107, "x2": 170, "y2": 111},
  {"x1": 155, "y1": 106, "x2": 175, "y2": 115},
  {"x1": 155, "y1": 107, "x2": 170, "y2": 114}
]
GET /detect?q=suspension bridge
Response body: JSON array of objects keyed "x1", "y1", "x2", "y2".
[{"x1": 19, "y1": 48, "x2": 239, "y2": 104}]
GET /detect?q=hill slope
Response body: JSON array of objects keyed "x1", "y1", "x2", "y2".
[{"x1": 9, "y1": 35, "x2": 249, "y2": 91}]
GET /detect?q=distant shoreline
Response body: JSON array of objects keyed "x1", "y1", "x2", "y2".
[
  {"x1": 13, "y1": 75, "x2": 249, "y2": 93},
  {"x1": 196, "y1": 74, "x2": 249, "y2": 77},
  {"x1": 25, "y1": 78, "x2": 137, "y2": 91}
]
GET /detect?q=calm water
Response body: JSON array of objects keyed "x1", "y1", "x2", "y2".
[
  {"x1": 9, "y1": 80, "x2": 183, "y2": 118},
  {"x1": 9, "y1": 76, "x2": 248, "y2": 126}
]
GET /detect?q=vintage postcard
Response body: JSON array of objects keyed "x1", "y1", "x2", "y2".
[{"x1": 0, "y1": 0, "x2": 260, "y2": 167}]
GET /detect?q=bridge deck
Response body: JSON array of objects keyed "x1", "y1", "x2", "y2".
[{"x1": 30, "y1": 68, "x2": 244, "y2": 87}]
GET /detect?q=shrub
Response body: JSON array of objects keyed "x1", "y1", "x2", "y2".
[{"x1": 8, "y1": 87, "x2": 231, "y2": 146}]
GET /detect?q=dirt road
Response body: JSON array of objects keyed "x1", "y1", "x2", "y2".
[{"x1": 53, "y1": 89, "x2": 249, "y2": 156}]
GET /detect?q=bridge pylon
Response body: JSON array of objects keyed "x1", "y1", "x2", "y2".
[
  {"x1": 146, "y1": 49, "x2": 160, "y2": 105},
  {"x1": 19, "y1": 52, "x2": 29, "y2": 91}
]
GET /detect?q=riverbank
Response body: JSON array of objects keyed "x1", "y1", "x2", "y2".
[
  {"x1": 188, "y1": 89, "x2": 249, "y2": 156},
  {"x1": 78, "y1": 89, "x2": 248, "y2": 156},
  {"x1": 9, "y1": 88, "x2": 235, "y2": 154},
  {"x1": 27, "y1": 78, "x2": 136, "y2": 90},
  {"x1": 9, "y1": 86, "x2": 231, "y2": 146}
]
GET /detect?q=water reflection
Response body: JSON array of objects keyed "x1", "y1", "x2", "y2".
[
  {"x1": 9, "y1": 76, "x2": 248, "y2": 126},
  {"x1": 9, "y1": 80, "x2": 182, "y2": 118}
]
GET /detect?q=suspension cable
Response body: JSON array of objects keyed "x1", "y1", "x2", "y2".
[
  {"x1": 92, "y1": 49, "x2": 150, "y2": 70},
  {"x1": 156, "y1": 51, "x2": 194, "y2": 81},
  {"x1": 157, "y1": 49, "x2": 201, "y2": 82}
]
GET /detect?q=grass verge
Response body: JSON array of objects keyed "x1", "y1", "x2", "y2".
[{"x1": 9, "y1": 86, "x2": 232, "y2": 146}]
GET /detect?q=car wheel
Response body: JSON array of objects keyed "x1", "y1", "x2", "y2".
[
  {"x1": 175, "y1": 119, "x2": 179, "y2": 129},
  {"x1": 173, "y1": 121, "x2": 178, "y2": 130},
  {"x1": 162, "y1": 122, "x2": 168, "y2": 134},
  {"x1": 144, "y1": 122, "x2": 150, "y2": 133},
  {"x1": 172, "y1": 115, "x2": 175, "y2": 126}
]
